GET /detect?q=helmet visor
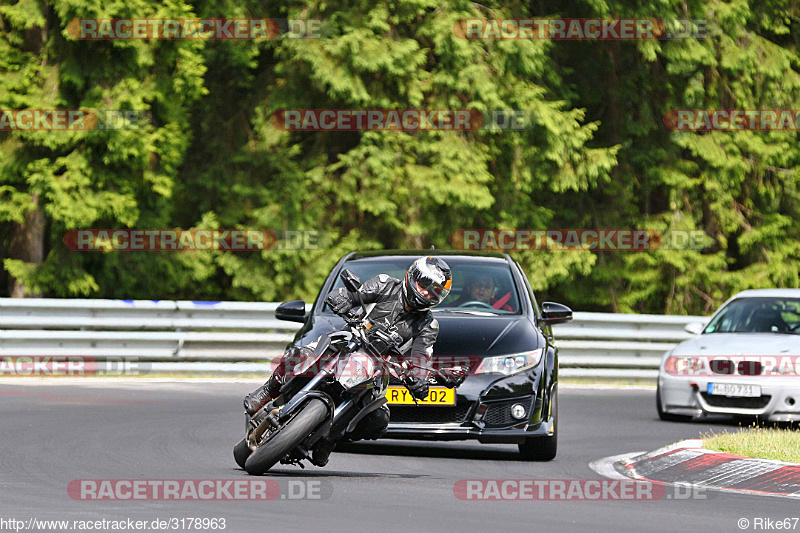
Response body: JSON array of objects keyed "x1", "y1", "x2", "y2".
[{"x1": 410, "y1": 264, "x2": 452, "y2": 303}]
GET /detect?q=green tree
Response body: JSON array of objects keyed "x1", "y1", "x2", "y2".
[
  {"x1": 1, "y1": 0, "x2": 209, "y2": 297},
  {"x1": 178, "y1": 0, "x2": 616, "y2": 301},
  {"x1": 545, "y1": 0, "x2": 800, "y2": 314}
]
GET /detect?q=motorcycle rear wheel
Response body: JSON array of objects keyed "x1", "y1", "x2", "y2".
[{"x1": 244, "y1": 399, "x2": 328, "y2": 475}]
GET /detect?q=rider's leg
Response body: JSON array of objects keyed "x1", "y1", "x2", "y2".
[
  {"x1": 243, "y1": 341, "x2": 321, "y2": 415},
  {"x1": 243, "y1": 372, "x2": 284, "y2": 416},
  {"x1": 243, "y1": 348, "x2": 295, "y2": 415},
  {"x1": 312, "y1": 402, "x2": 390, "y2": 467},
  {"x1": 347, "y1": 405, "x2": 390, "y2": 441},
  {"x1": 311, "y1": 437, "x2": 337, "y2": 467}
]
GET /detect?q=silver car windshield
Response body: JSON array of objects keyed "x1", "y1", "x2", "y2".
[{"x1": 704, "y1": 297, "x2": 800, "y2": 335}]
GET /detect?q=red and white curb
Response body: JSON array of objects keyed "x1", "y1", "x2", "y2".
[{"x1": 591, "y1": 440, "x2": 800, "y2": 500}]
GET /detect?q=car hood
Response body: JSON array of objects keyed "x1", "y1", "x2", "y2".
[
  {"x1": 432, "y1": 314, "x2": 539, "y2": 357},
  {"x1": 304, "y1": 314, "x2": 540, "y2": 359},
  {"x1": 670, "y1": 333, "x2": 800, "y2": 357}
]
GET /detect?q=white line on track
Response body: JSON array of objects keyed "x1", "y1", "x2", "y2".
[{"x1": 589, "y1": 452, "x2": 646, "y2": 480}]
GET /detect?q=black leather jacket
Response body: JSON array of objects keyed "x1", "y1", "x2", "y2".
[{"x1": 334, "y1": 274, "x2": 440, "y2": 360}]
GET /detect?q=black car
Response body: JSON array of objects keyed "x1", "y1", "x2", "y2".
[{"x1": 274, "y1": 250, "x2": 572, "y2": 460}]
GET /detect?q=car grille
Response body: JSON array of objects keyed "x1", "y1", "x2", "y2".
[
  {"x1": 700, "y1": 393, "x2": 772, "y2": 409},
  {"x1": 709, "y1": 359, "x2": 764, "y2": 376},
  {"x1": 482, "y1": 396, "x2": 534, "y2": 428},
  {"x1": 389, "y1": 403, "x2": 471, "y2": 424}
]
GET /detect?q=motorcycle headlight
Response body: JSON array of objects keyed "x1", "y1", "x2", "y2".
[
  {"x1": 475, "y1": 349, "x2": 544, "y2": 376},
  {"x1": 336, "y1": 353, "x2": 377, "y2": 390},
  {"x1": 339, "y1": 372, "x2": 371, "y2": 390}
]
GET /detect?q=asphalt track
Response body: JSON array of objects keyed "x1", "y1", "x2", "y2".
[{"x1": 0, "y1": 380, "x2": 796, "y2": 533}]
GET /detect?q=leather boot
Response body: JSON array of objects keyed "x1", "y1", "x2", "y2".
[{"x1": 243, "y1": 374, "x2": 283, "y2": 415}]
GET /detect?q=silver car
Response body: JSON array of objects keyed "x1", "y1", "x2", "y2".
[{"x1": 657, "y1": 289, "x2": 800, "y2": 422}]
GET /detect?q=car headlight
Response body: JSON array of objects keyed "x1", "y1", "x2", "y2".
[
  {"x1": 664, "y1": 356, "x2": 703, "y2": 375},
  {"x1": 475, "y1": 349, "x2": 544, "y2": 376},
  {"x1": 675, "y1": 357, "x2": 694, "y2": 373}
]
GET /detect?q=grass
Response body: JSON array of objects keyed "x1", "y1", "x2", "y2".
[{"x1": 703, "y1": 427, "x2": 800, "y2": 463}]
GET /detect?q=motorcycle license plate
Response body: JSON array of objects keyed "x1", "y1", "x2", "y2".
[{"x1": 386, "y1": 386, "x2": 455, "y2": 405}]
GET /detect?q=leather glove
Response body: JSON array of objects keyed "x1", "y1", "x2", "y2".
[
  {"x1": 434, "y1": 366, "x2": 468, "y2": 388},
  {"x1": 403, "y1": 376, "x2": 430, "y2": 401},
  {"x1": 326, "y1": 287, "x2": 354, "y2": 314}
]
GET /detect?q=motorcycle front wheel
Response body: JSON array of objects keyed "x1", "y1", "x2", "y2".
[
  {"x1": 244, "y1": 399, "x2": 328, "y2": 475},
  {"x1": 233, "y1": 437, "x2": 252, "y2": 469}
]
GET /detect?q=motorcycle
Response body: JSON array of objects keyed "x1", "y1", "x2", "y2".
[{"x1": 234, "y1": 269, "x2": 467, "y2": 475}]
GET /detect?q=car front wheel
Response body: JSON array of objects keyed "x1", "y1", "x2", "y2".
[
  {"x1": 519, "y1": 387, "x2": 557, "y2": 461},
  {"x1": 656, "y1": 384, "x2": 692, "y2": 422}
]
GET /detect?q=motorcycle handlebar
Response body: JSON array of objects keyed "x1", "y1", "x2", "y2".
[
  {"x1": 332, "y1": 308, "x2": 467, "y2": 387},
  {"x1": 338, "y1": 307, "x2": 363, "y2": 325}
]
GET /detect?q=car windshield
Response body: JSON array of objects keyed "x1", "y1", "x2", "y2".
[
  {"x1": 326, "y1": 258, "x2": 521, "y2": 315},
  {"x1": 704, "y1": 297, "x2": 800, "y2": 334}
]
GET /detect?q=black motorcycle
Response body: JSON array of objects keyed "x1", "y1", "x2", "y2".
[{"x1": 234, "y1": 269, "x2": 466, "y2": 475}]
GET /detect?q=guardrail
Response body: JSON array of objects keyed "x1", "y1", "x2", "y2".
[
  {"x1": 553, "y1": 312, "x2": 704, "y2": 379},
  {"x1": 0, "y1": 298, "x2": 706, "y2": 379}
]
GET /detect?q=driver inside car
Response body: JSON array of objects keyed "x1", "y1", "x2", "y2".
[
  {"x1": 449, "y1": 273, "x2": 514, "y2": 312},
  {"x1": 242, "y1": 256, "x2": 452, "y2": 466}
]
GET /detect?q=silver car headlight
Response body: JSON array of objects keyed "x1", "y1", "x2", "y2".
[
  {"x1": 664, "y1": 355, "x2": 705, "y2": 375},
  {"x1": 475, "y1": 349, "x2": 544, "y2": 376}
]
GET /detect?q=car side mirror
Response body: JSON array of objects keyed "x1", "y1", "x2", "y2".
[
  {"x1": 275, "y1": 300, "x2": 307, "y2": 323},
  {"x1": 340, "y1": 269, "x2": 362, "y2": 293},
  {"x1": 684, "y1": 322, "x2": 705, "y2": 335},
  {"x1": 541, "y1": 302, "x2": 573, "y2": 326}
]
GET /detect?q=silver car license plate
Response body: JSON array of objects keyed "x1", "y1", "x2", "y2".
[{"x1": 707, "y1": 383, "x2": 761, "y2": 397}]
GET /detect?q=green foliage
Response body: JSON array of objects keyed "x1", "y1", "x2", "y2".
[
  {"x1": 543, "y1": 0, "x2": 800, "y2": 313},
  {"x1": 0, "y1": 0, "x2": 798, "y2": 315}
]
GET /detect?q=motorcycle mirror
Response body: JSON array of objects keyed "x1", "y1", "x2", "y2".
[{"x1": 340, "y1": 269, "x2": 362, "y2": 293}]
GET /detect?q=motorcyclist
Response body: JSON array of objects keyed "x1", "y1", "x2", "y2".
[{"x1": 242, "y1": 256, "x2": 452, "y2": 464}]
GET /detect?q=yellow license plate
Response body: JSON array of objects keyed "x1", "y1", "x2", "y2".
[{"x1": 385, "y1": 386, "x2": 455, "y2": 405}]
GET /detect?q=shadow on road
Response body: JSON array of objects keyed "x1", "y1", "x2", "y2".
[
  {"x1": 333, "y1": 440, "x2": 525, "y2": 461},
  {"x1": 656, "y1": 414, "x2": 800, "y2": 432},
  {"x1": 231, "y1": 467, "x2": 428, "y2": 479},
  {"x1": 229, "y1": 440, "x2": 531, "y2": 479}
]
